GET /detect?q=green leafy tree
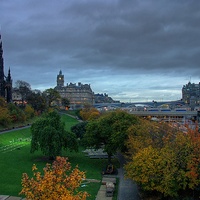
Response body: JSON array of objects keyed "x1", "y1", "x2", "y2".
[
  {"x1": 15, "y1": 80, "x2": 32, "y2": 106},
  {"x1": 71, "y1": 121, "x2": 87, "y2": 139},
  {"x1": 43, "y1": 88, "x2": 61, "y2": 108},
  {"x1": 26, "y1": 92, "x2": 46, "y2": 113},
  {"x1": 61, "y1": 97, "x2": 70, "y2": 109},
  {"x1": 30, "y1": 111, "x2": 78, "y2": 160},
  {"x1": 83, "y1": 110, "x2": 139, "y2": 163}
]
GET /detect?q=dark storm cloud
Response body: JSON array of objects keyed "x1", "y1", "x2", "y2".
[{"x1": 0, "y1": 0, "x2": 200, "y2": 101}]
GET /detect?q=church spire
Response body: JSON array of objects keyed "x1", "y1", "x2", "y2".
[
  {"x1": 0, "y1": 33, "x2": 12, "y2": 102},
  {"x1": 0, "y1": 32, "x2": 5, "y2": 98},
  {"x1": 6, "y1": 67, "x2": 12, "y2": 103},
  {"x1": 7, "y1": 67, "x2": 11, "y2": 82},
  {"x1": 0, "y1": 33, "x2": 4, "y2": 69},
  {"x1": 0, "y1": 33, "x2": 4, "y2": 76}
]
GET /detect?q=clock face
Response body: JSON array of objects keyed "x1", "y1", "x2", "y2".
[{"x1": 59, "y1": 77, "x2": 62, "y2": 80}]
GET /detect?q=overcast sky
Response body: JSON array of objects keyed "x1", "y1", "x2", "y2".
[{"x1": 0, "y1": 0, "x2": 200, "y2": 103}]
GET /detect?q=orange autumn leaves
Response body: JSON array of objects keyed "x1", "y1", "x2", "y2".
[
  {"x1": 20, "y1": 157, "x2": 89, "y2": 200},
  {"x1": 125, "y1": 120, "x2": 200, "y2": 197},
  {"x1": 79, "y1": 105, "x2": 100, "y2": 121}
]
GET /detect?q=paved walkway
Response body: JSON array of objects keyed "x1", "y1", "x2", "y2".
[
  {"x1": 95, "y1": 153, "x2": 140, "y2": 200},
  {"x1": 117, "y1": 153, "x2": 140, "y2": 200},
  {"x1": 0, "y1": 196, "x2": 24, "y2": 200}
]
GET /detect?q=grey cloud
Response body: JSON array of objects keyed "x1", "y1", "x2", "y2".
[{"x1": 1, "y1": 0, "x2": 200, "y2": 102}]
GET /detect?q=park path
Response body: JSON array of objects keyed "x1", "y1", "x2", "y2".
[
  {"x1": 0, "y1": 195, "x2": 24, "y2": 200},
  {"x1": 117, "y1": 153, "x2": 140, "y2": 200}
]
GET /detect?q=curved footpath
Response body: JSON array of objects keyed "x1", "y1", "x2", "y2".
[
  {"x1": 95, "y1": 152, "x2": 140, "y2": 200},
  {"x1": 117, "y1": 153, "x2": 140, "y2": 200}
]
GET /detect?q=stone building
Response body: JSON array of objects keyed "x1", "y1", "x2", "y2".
[
  {"x1": 182, "y1": 82, "x2": 200, "y2": 108},
  {"x1": 0, "y1": 34, "x2": 12, "y2": 102},
  {"x1": 55, "y1": 70, "x2": 94, "y2": 106},
  {"x1": 12, "y1": 89, "x2": 22, "y2": 104},
  {"x1": 94, "y1": 93, "x2": 120, "y2": 103}
]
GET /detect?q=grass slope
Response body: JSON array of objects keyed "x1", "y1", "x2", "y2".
[{"x1": 0, "y1": 114, "x2": 117, "y2": 199}]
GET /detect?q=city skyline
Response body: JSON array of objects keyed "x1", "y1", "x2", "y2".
[{"x1": 0, "y1": 0, "x2": 200, "y2": 102}]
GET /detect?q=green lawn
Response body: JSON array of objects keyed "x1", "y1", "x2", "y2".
[
  {"x1": 0, "y1": 114, "x2": 118, "y2": 199},
  {"x1": 61, "y1": 113, "x2": 79, "y2": 131}
]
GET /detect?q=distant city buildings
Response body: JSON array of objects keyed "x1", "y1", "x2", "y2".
[
  {"x1": 3, "y1": 31, "x2": 200, "y2": 109},
  {"x1": 182, "y1": 82, "x2": 200, "y2": 109},
  {"x1": 94, "y1": 93, "x2": 120, "y2": 103},
  {"x1": 54, "y1": 70, "x2": 120, "y2": 107},
  {"x1": 55, "y1": 70, "x2": 94, "y2": 106}
]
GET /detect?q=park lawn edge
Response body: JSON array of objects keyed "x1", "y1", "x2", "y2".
[{"x1": 0, "y1": 114, "x2": 119, "y2": 199}]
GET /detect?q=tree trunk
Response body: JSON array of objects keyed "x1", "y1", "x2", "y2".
[{"x1": 108, "y1": 153, "x2": 112, "y2": 164}]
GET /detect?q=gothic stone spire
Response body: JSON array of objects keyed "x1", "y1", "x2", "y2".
[{"x1": 0, "y1": 33, "x2": 5, "y2": 98}]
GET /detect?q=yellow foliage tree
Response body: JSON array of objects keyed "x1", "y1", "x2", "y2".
[
  {"x1": 80, "y1": 107, "x2": 100, "y2": 121},
  {"x1": 126, "y1": 119, "x2": 179, "y2": 156},
  {"x1": 0, "y1": 106, "x2": 10, "y2": 126},
  {"x1": 20, "y1": 156, "x2": 89, "y2": 200},
  {"x1": 24, "y1": 104, "x2": 35, "y2": 119},
  {"x1": 125, "y1": 121, "x2": 200, "y2": 197},
  {"x1": 0, "y1": 97, "x2": 10, "y2": 126}
]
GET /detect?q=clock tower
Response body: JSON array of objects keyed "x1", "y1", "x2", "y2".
[
  {"x1": 5, "y1": 68, "x2": 12, "y2": 102},
  {"x1": 57, "y1": 70, "x2": 64, "y2": 87}
]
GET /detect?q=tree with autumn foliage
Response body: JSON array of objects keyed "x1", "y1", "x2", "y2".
[
  {"x1": 79, "y1": 103, "x2": 100, "y2": 121},
  {"x1": 0, "y1": 97, "x2": 36, "y2": 127},
  {"x1": 24, "y1": 104, "x2": 35, "y2": 119},
  {"x1": 125, "y1": 119, "x2": 178, "y2": 156},
  {"x1": 20, "y1": 156, "x2": 89, "y2": 200},
  {"x1": 0, "y1": 97, "x2": 27, "y2": 126},
  {"x1": 0, "y1": 97, "x2": 10, "y2": 126},
  {"x1": 125, "y1": 120, "x2": 200, "y2": 198}
]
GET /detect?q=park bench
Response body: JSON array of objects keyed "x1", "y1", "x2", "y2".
[{"x1": 106, "y1": 182, "x2": 115, "y2": 197}]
